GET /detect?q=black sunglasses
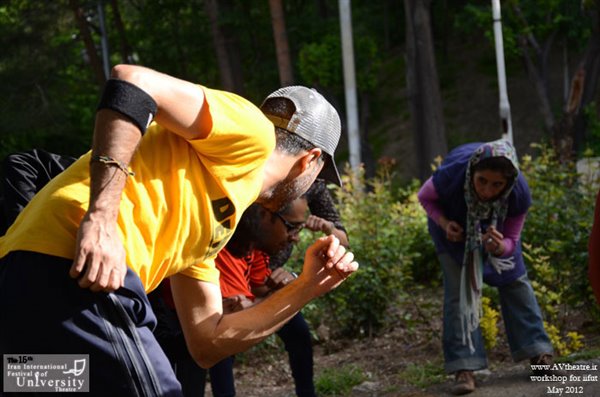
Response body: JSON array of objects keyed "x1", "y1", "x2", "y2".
[{"x1": 274, "y1": 212, "x2": 305, "y2": 234}]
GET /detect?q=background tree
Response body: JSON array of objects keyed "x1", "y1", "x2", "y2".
[
  {"x1": 0, "y1": 0, "x2": 99, "y2": 159},
  {"x1": 108, "y1": 0, "x2": 135, "y2": 64},
  {"x1": 268, "y1": 0, "x2": 294, "y2": 87},
  {"x1": 0, "y1": 0, "x2": 597, "y2": 179},
  {"x1": 69, "y1": 0, "x2": 106, "y2": 87},
  {"x1": 569, "y1": 4, "x2": 600, "y2": 156},
  {"x1": 404, "y1": 0, "x2": 448, "y2": 181},
  {"x1": 458, "y1": 1, "x2": 600, "y2": 158},
  {"x1": 204, "y1": 0, "x2": 238, "y2": 93}
]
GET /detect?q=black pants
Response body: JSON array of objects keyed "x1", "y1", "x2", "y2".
[
  {"x1": 0, "y1": 251, "x2": 183, "y2": 396},
  {"x1": 208, "y1": 312, "x2": 315, "y2": 397}
]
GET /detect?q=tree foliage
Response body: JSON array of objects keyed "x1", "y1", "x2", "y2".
[
  {"x1": 1, "y1": 1, "x2": 598, "y2": 166},
  {"x1": 0, "y1": 0, "x2": 403, "y2": 164}
]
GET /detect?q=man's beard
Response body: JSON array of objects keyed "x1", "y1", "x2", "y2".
[{"x1": 261, "y1": 165, "x2": 319, "y2": 212}]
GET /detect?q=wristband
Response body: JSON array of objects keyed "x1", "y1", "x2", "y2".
[{"x1": 97, "y1": 79, "x2": 157, "y2": 134}]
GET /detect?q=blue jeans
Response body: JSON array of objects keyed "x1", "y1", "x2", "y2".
[
  {"x1": 209, "y1": 312, "x2": 316, "y2": 397},
  {"x1": 439, "y1": 253, "x2": 553, "y2": 374}
]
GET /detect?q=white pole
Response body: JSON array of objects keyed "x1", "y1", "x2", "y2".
[
  {"x1": 339, "y1": 0, "x2": 361, "y2": 169},
  {"x1": 492, "y1": 0, "x2": 513, "y2": 145}
]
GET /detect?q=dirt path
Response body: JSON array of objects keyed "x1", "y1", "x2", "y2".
[
  {"x1": 214, "y1": 341, "x2": 600, "y2": 397},
  {"x1": 204, "y1": 292, "x2": 600, "y2": 397},
  {"x1": 418, "y1": 359, "x2": 600, "y2": 397},
  {"x1": 211, "y1": 358, "x2": 600, "y2": 397}
]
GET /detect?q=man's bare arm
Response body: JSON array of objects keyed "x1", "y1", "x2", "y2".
[
  {"x1": 171, "y1": 235, "x2": 358, "y2": 368},
  {"x1": 70, "y1": 64, "x2": 210, "y2": 292}
]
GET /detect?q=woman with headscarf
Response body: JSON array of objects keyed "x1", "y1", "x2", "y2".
[{"x1": 418, "y1": 140, "x2": 553, "y2": 395}]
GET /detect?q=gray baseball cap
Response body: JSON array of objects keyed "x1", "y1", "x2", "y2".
[{"x1": 261, "y1": 86, "x2": 342, "y2": 186}]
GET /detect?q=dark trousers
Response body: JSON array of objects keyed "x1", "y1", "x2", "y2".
[
  {"x1": 208, "y1": 312, "x2": 316, "y2": 397},
  {"x1": 208, "y1": 356, "x2": 236, "y2": 397},
  {"x1": 0, "y1": 251, "x2": 183, "y2": 396},
  {"x1": 148, "y1": 287, "x2": 208, "y2": 397}
]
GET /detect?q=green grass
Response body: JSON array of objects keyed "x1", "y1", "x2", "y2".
[
  {"x1": 398, "y1": 360, "x2": 446, "y2": 389},
  {"x1": 557, "y1": 348, "x2": 600, "y2": 363},
  {"x1": 315, "y1": 364, "x2": 367, "y2": 396}
]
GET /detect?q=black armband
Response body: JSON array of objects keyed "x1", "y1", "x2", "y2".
[{"x1": 97, "y1": 79, "x2": 158, "y2": 135}]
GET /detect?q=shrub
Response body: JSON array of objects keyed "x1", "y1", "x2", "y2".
[
  {"x1": 520, "y1": 144, "x2": 596, "y2": 310},
  {"x1": 287, "y1": 164, "x2": 437, "y2": 338},
  {"x1": 480, "y1": 295, "x2": 500, "y2": 350},
  {"x1": 518, "y1": 143, "x2": 595, "y2": 355}
]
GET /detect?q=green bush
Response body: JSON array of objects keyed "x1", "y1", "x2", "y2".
[
  {"x1": 520, "y1": 144, "x2": 596, "y2": 310},
  {"x1": 288, "y1": 164, "x2": 438, "y2": 338}
]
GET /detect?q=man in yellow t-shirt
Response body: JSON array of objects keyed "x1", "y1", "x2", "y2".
[{"x1": 0, "y1": 65, "x2": 358, "y2": 396}]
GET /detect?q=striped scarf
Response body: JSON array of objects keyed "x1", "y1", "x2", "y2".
[{"x1": 459, "y1": 139, "x2": 519, "y2": 351}]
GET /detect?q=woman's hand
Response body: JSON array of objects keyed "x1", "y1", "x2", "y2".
[
  {"x1": 483, "y1": 226, "x2": 504, "y2": 256},
  {"x1": 440, "y1": 216, "x2": 464, "y2": 242}
]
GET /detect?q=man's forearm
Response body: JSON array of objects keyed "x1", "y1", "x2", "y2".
[
  {"x1": 171, "y1": 274, "x2": 312, "y2": 368},
  {"x1": 89, "y1": 109, "x2": 141, "y2": 217},
  {"x1": 216, "y1": 279, "x2": 310, "y2": 343},
  {"x1": 69, "y1": 67, "x2": 151, "y2": 288},
  {"x1": 174, "y1": 236, "x2": 357, "y2": 369}
]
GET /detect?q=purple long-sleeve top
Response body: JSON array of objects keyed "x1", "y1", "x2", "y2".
[
  {"x1": 418, "y1": 177, "x2": 525, "y2": 256},
  {"x1": 418, "y1": 142, "x2": 531, "y2": 287}
]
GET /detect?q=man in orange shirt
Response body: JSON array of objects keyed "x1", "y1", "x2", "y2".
[{"x1": 210, "y1": 197, "x2": 311, "y2": 397}]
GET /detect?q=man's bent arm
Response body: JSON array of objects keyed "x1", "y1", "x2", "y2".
[
  {"x1": 171, "y1": 235, "x2": 358, "y2": 368},
  {"x1": 170, "y1": 273, "x2": 311, "y2": 368},
  {"x1": 70, "y1": 65, "x2": 210, "y2": 292}
]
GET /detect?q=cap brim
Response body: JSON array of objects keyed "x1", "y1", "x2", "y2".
[{"x1": 318, "y1": 156, "x2": 342, "y2": 187}]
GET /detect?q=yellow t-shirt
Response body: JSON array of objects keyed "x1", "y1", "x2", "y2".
[{"x1": 0, "y1": 86, "x2": 275, "y2": 293}]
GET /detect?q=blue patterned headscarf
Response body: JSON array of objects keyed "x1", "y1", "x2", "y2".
[{"x1": 459, "y1": 139, "x2": 519, "y2": 351}]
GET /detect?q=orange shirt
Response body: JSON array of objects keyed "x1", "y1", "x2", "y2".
[{"x1": 215, "y1": 247, "x2": 271, "y2": 299}]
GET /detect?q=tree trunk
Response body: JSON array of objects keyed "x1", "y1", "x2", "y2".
[
  {"x1": 205, "y1": 0, "x2": 245, "y2": 94},
  {"x1": 69, "y1": 0, "x2": 106, "y2": 87},
  {"x1": 108, "y1": 0, "x2": 134, "y2": 64},
  {"x1": 222, "y1": 0, "x2": 245, "y2": 95},
  {"x1": 315, "y1": 0, "x2": 330, "y2": 20},
  {"x1": 404, "y1": 0, "x2": 447, "y2": 181},
  {"x1": 204, "y1": 0, "x2": 236, "y2": 92},
  {"x1": 573, "y1": 8, "x2": 600, "y2": 154},
  {"x1": 518, "y1": 35, "x2": 556, "y2": 131},
  {"x1": 359, "y1": 92, "x2": 376, "y2": 178},
  {"x1": 512, "y1": 5, "x2": 557, "y2": 132},
  {"x1": 553, "y1": 7, "x2": 600, "y2": 159},
  {"x1": 269, "y1": 0, "x2": 294, "y2": 86}
]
